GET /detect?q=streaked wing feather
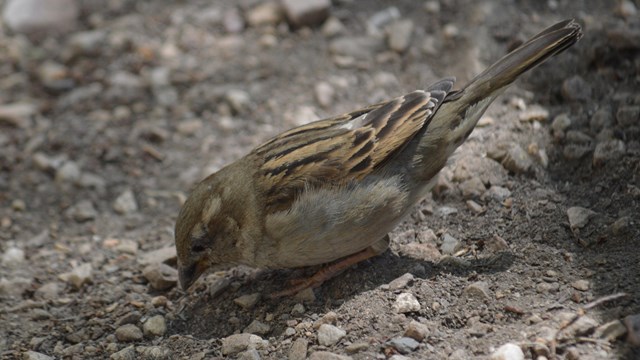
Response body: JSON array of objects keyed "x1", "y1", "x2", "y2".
[{"x1": 253, "y1": 89, "x2": 446, "y2": 213}]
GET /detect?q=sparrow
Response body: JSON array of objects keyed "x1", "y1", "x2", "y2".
[{"x1": 175, "y1": 19, "x2": 582, "y2": 297}]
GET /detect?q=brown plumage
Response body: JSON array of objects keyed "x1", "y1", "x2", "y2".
[{"x1": 175, "y1": 19, "x2": 582, "y2": 295}]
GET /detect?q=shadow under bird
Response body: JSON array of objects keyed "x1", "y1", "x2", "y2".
[{"x1": 175, "y1": 19, "x2": 582, "y2": 297}]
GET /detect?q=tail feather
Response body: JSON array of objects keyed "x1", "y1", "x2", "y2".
[{"x1": 461, "y1": 19, "x2": 583, "y2": 98}]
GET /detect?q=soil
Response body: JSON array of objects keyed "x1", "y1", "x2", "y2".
[{"x1": 1, "y1": 0, "x2": 639, "y2": 359}]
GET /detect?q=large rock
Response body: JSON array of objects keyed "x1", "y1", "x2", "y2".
[{"x1": 3, "y1": 0, "x2": 78, "y2": 36}]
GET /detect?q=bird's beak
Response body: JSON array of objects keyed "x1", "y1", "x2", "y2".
[{"x1": 178, "y1": 259, "x2": 208, "y2": 290}]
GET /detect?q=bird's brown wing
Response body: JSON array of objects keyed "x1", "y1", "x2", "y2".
[{"x1": 252, "y1": 83, "x2": 453, "y2": 213}]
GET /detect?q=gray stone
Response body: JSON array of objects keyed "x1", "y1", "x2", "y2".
[
  {"x1": 22, "y1": 351, "x2": 54, "y2": 360},
  {"x1": 3, "y1": 0, "x2": 78, "y2": 36},
  {"x1": 367, "y1": 7, "x2": 400, "y2": 35},
  {"x1": 567, "y1": 206, "x2": 596, "y2": 230},
  {"x1": 329, "y1": 36, "x2": 385, "y2": 59},
  {"x1": 246, "y1": 2, "x2": 283, "y2": 27},
  {"x1": 137, "y1": 346, "x2": 172, "y2": 360},
  {"x1": 34, "y1": 282, "x2": 61, "y2": 300},
  {"x1": 616, "y1": 0, "x2": 638, "y2": 18},
  {"x1": 463, "y1": 281, "x2": 491, "y2": 301},
  {"x1": 388, "y1": 273, "x2": 414, "y2": 290},
  {"x1": 317, "y1": 324, "x2": 346, "y2": 346},
  {"x1": 281, "y1": 0, "x2": 330, "y2": 28},
  {"x1": 321, "y1": 16, "x2": 345, "y2": 37},
  {"x1": 590, "y1": 107, "x2": 614, "y2": 132},
  {"x1": 562, "y1": 75, "x2": 592, "y2": 101},
  {"x1": 243, "y1": 320, "x2": 271, "y2": 336},
  {"x1": 570, "y1": 279, "x2": 590, "y2": 291},
  {"x1": 518, "y1": 106, "x2": 549, "y2": 122},
  {"x1": 59, "y1": 263, "x2": 92, "y2": 289},
  {"x1": 68, "y1": 30, "x2": 106, "y2": 56},
  {"x1": 113, "y1": 189, "x2": 138, "y2": 214},
  {"x1": 490, "y1": 343, "x2": 524, "y2": 360},
  {"x1": 385, "y1": 337, "x2": 419, "y2": 354},
  {"x1": 56, "y1": 161, "x2": 81, "y2": 184},
  {"x1": 593, "y1": 139, "x2": 626, "y2": 167},
  {"x1": 115, "y1": 324, "x2": 143, "y2": 342},
  {"x1": 223, "y1": 8, "x2": 245, "y2": 33},
  {"x1": 234, "y1": 293, "x2": 261, "y2": 310},
  {"x1": 110, "y1": 345, "x2": 135, "y2": 360},
  {"x1": 308, "y1": 351, "x2": 352, "y2": 360},
  {"x1": 237, "y1": 349, "x2": 261, "y2": 360},
  {"x1": 221, "y1": 333, "x2": 266, "y2": 355},
  {"x1": 0, "y1": 277, "x2": 31, "y2": 297},
  {"x1": 393, "y1": 292, "x2": 421, "y2": 313},
  {"x1": 65, "y1": 200, "x2": 98, "y2": 222},
  {"x1": 314, "y1": 81, "x2": 335, "y2": 108},
  {"x1": 291, "y1": 303, "x2": 305, "y2": 315},
  {"x1": 563, "y1": 144, "x2": 592, "y2": 160},
  {"x1": 225, "y1": 89, "x2": 252, "y2": 114},
  {"x1": 459, "y1": 177, "x2": 486, "y2": 199},
  {"x1": 288, "y1": 338, "x2": 308, "y2": 360},
  {"x1": 37, "y1": 61, "x2": 72, "y2": 91},
  {"x1": 345, "y1": 342, "x2": 369, "y2": 354},
  {"x1": 2, "y1": 247, "x2": 25, "y2": 267},
  {"x1": 501, "y1": 144, "x2": 533, "y2": 174},
  {"x1": 143, "y1": 315, "x2": 166, "y2": 337},
  {"x1": 440, "y1": 233, "x2": 461, "y2": 255},
  {"x1": 552, "y1": 113, "x2": 572, "y2": 133},
  {"x1": 387, "y1": 19, "x2": 414, "y2": 53},
  {"x1": 142, "y1": 263, "x2": 178, "y2": 291}
]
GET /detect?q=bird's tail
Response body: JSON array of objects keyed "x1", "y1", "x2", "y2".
[{"x1": 459, "y1": 18, "x2": 583, "y2": 101}]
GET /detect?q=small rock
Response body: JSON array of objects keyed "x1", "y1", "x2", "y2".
[
  {"x1": 385, "y1": 337, "x2": 420, "y2": 354},
  {"x1": 221, "y1": 333, "x2": 266, "y2": 355},
  {"x1": 400, "y1": 243, "x2": 441, "y2": 262},
  {"x1": 436, "y1": 206, "x2": 458, "y2": 217},
  {"x1": 0, "y1": 103, "x2": 36, "y2": 128},
  {"x1": 2, "y1": 247, "x2": 25, "y2": 267},
  {"x1": 137, "y1": 346, "x2": 172, "y2": 359},
  {"x1": 56, "y1": 161, "x2": 81, "y2": 184},
  {"x1": 142, "y1": 263, "x2": 178, "y2": 290},
  {"x1": 308, "y1": 352, "x2": 352, "y2": 360},
  {"x1": 314, "y1": 82, "x2": 335, "y2": 108},
  {"x1": 567, "y1": 206, "x2": 597, "y2": 230},
  {"x1": 501, "y1": 144, "x2": 533, "y2": 173},
  {"x1": 113, "y1": 189, "x2": 138, "y2": 215},
  {"x1": 519, "y1": 106, "x2": 549, "y2": 122},
  {"x1": 177, "y1": 119, "x2": 203, "y2": 136},
  {"x1": 38, "y1": 61, "x2": 72, "y2": 91},
  {"x1": 246, "y1": 2, "x2": 283, "y2": 27},
  {"x1": 0, "y1": 277, "x2": 31, "y2": 296},
  {"x1": 65, "y1": 200, "x2": 97, "y2": 222},
  {"x1": 463, "y1": 281, "x2": 491, "y2": 301},
  {"x1": 59, "y1": 263, "x2": 92, "y2": 289},
  {"x1": 459, "y1": 177, "x2": 486, "y2": 199},
  {"x1": 68, "y1": 30, "x2": 106, "y2": 56},
  {"x1": 563, "y1": 315, "x2": 598, "y2": 338},
  {"x1": 291, "y1": 303, "x2": 305, "y2": 315},
  {"x1": 143, "y1": 315, "x2": 166, "y2": 337},
  {"x1": 388, "y1": 273, "x2": 414, "y2": 290},
  {"x1": 593, "y1": 139, "x2": 626, "y2": 167},
  {"x1": 313, "y1": 311, "x2": 338, "y2": 329},
  {"x1": 594, "y1": 320, "x2": 627, "y2": 342},
  {"x1": 615, "y1": 0, "x2": 638, "y2": 18},
  {"x1": 552, "y1": 113, "x2": 572, "y2": 133},
  {"x1": 34, "y1": 282, "x2": 61, "y2": 300},
  {"x1": 485, "y1": 235, "x2": 509, "y2": 253},
  {"x1": 293, "y1": 287, "x2": 316, "y2": 302},
  {"x1": 115, "y1": 324, "x2": 143, "y2": 342},
  {"x1": 424, "y1": 1, "x2": 440, "y2": 13},
  {"x1": 611, "y1": 216, "x2": 632, "y2": 236},
  {"x1": 404, "y1": 320, "x2": 430, "y2": 341},
  {"x1": 110, "y1": 345, "x2": 135, "y2": 360},
  {"x1": 281, "y1": 0, "x2": 330, "y2": 28},
  {"x1": 321, "y1": 16, "x2": 344, "y2": 37},
  {"x1": 345, "y1": 342, "x2": 369, "y2": 354},
  {"x1": 393, "y1": 292, "x2": 421, "y2": 313},
  {"x1": 244, "y1": 320, "x2": 271, "y2": 335},
  {"x1": 289, "y1": 338, "x2": 308, "y2": 360},
  {"x1": 138, "y1": 246, "x2": 177, "y2": 265},
  {"x1": 225, "y1": 89, "x2": 252, "y2": 114},
  {"x1": 570, "y1": 280, "x2": 590, "y2": 291},
  {"x1": 563, "y1": 145, "x2": 592, "y2": 160},
  {"x1": 22, "y1": 351, "x2": 54, "y2": 360},
  {"x1": 624, "y1": 314, "x2": 640, "y2": 346},
  {"x1": 234, "y1": 293, "x2": 261, "y2": 310},
  {"x1": 562, "y1": 75, "x2": 592, "y2": 102},
  {"x1": 317, "y1": 324, "x2": 346, "y2": 346},
  {"x1": 329, "y1": 36, "x2": 385, "y2": 60},
  {"x1": 116, "y1": 312, "x2": 142, "y2": 327},
  {"x1": 115, "y1": 239, "x2": 138, "y2": 255},
  {"x1": 589, "y1": 107, "x2": 613, "y2": 133},
  {"x1": 440, "y1": 233, "x2": 461, "y2": 255},
  {"x1": 387, "y1": 19, "x2": 414, "y2": 53},
  {"x1": 367, "y1": 7, "x2": 400, "y2": 35},
  {"x1": 3, "y1": 0, "x2": 78, "y2": 36},
  {"x1": 237, "y1": 349, "x2": 261, "y2": 360},
  {"x1": 223, "y1": 8, "x2": 245, "y2": 33},
  {"x1": 490, "y1": 343, "x2": 524, "y2": 360}
]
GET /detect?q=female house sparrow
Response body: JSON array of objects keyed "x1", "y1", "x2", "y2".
[{"x1": 175, "y1": 19, "x2": 582, "y2": 296}]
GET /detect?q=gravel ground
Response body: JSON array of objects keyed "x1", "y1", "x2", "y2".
[{"x1": 1, "y1": 0, "x2": 639, "y2": 359}]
